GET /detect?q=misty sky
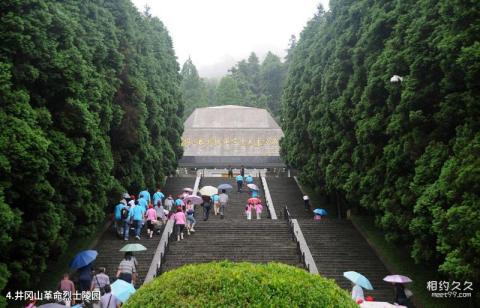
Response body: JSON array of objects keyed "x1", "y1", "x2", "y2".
[{"x1": 132, "y1": 0, "x2": 329, "y2": 77}]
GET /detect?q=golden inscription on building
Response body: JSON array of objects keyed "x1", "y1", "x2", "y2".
[{"x1": 182, "y1": 136, "x2": 279, "y2": 148}]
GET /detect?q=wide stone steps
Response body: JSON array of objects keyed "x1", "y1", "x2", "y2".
[
  {"x1": 266, "y1": 177, "x2": 311, "y2": 219},
  {"x1": 266, "y1": 177, "x2": 392, "y2": 302},
  {"x1": 92, "y1": 177, "x2": 196, "y2": 287},
  {"x1": 300, "y1": 220, "x2": 391, "y2": 301},
  {"x1": 161, "y1": 184, "x2": 302, "y2": 273},
  {"x1": 199, "y1": 177, "x2": 267, "y2": 219}
]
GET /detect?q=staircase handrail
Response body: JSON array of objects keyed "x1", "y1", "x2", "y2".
[
  {"x1": 260, "y1": 176, "x2": 277, "y2": 219},
  {"x1": 284, "y1": 205, "x2": 319, "y2": 274},
  {"x1": 144, "y1": 219, "x2": 175, "y2": 283},
  {"x1": 193, "y1": 174, "x2": 201, "y2": 196}
]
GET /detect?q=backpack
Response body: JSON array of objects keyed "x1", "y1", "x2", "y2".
[{"x1": 121, "y1": 207, "x2": 129, "y2": 220}]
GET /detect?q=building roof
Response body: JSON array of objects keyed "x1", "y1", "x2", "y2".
[{"x1": 184, "y1": 105, "x2": 281, "y2": 129}]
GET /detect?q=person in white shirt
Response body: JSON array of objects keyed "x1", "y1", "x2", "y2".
[
  {"x1": 351, "y1": 283, "x2": 365, "y2": 302},
  {"x1": 218, "y1": 189, "x2": 229, "y2": 219},
  {"x1": 303, "y1": 195, "x2": 310, "y2": 211},
  {"x1": 164, "y1": 194, "x2": 174, "y2": 211}
]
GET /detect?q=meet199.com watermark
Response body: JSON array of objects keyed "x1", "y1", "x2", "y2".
[{"x1": 427, "y1": 281, "x2": 473, "y2": 298}]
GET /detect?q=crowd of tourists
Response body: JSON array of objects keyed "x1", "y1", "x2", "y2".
[
  {"x1": 113, "y1": 187, "x2": 198, "y2": 241},
  {"x1": 55, "y1": 260, "x2": 130, "y2": 308}
]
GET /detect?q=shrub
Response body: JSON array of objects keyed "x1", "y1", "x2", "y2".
[{"x1": 124, "y1": 261, "x2": 356, "y2": 307}]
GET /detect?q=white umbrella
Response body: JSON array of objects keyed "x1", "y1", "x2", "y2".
[{"x1": 199, "y1": 186, "x2": 218, "y2": 196}]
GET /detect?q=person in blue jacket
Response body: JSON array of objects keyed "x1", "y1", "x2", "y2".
[
  {"x1": 175, "y1": 195, "x2": 184, "y2": 208},
  {"x1": 138, "y1": 194, "x2": 148, "y2": 211},
  {"x1": 153, "y1": 188, "x2": 164, "y2": 207},
  {"x1": 236, "y1": 175, "x2": 244, "y2": 192},
  {"x1": 128, "y1": 204, "x2": 146, "y2": 240},
  {"x1": 114, "y1": 200, "x2": 127, "y2": 237},
  {"x1": 138, "y1": 189, "x2": 151, "y2": 204}
]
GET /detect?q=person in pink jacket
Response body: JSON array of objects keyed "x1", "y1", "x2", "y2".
[
  {"x1": 145, "y1": 204, "x2": 157, "y2": 238},
  {"x1": 245, "y1": 202, "x2": 254, "y2": 220},
  {"x1": 172, "y1": 207, "x2": 186, "y2": 241},
  {"x1": 255, "y1": 201, "x2": 263, "y2": 220}
]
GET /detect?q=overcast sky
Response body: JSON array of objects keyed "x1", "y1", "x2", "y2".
[{"x1": 132, "y1": 0, "x2": 329, "y2": 77}]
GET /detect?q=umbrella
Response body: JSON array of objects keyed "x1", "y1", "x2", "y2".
[
  {"x1": 247, "y1": 184, "x2": 259, "y2": 190},
  {"x1": 313, "y1": 208, "x2": 328, "y2": 216},
  {"x1": 111, "y1": 279, "x2": 136, "y2": 303},
  {"x1": 343, "y1": 271, "x2": 373, "y2": 290},
  {"x1": 184, "y1": 195, "x2": 203, "y2": 205},
  {"x1": 199, "y1": 186, "x2": 218, "y2": 196},
  {"x1": 217, "y1": 184, "x2": 233, "y2": 191},
  {"x1": 247, "y1": 198, "x2": 261, "y2": 204},
  {"x1": 183, "y1": 187, "x2": 193, "y2": 192},
  {"x1": 69, "y1": 250, "x2": 97, "y2": 269},
  {"x1": 120, "y1": 243, "x2": 147, "y2": 252},
  {"x1": 383, "y1": 275, "x2": 412, "y2": 284}
]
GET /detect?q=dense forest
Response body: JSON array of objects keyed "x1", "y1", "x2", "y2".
[
  {"x1": 281, "y1": 0, "x2": 480, "y2": 286},
  {"x1": 0, "y1": 0, "x2": 183, "y2": 303},
  {"x1": 180, "y1": 48, "x2": 292, "y2": 120}
]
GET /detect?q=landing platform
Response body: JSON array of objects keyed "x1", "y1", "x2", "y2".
[{"x1": 178, "y1": 155, "x2": 285, "y2": 168}]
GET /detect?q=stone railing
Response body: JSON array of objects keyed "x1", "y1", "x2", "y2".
[
  {"x1": 284, "y1": 206, "x2": 318, "y2": 274},
  {"x1": 143, "y1": 219, "x2": 175, "y2": 283},
  {"x1": 260, "y1": 176, "x2": 277, "y2": 220}
]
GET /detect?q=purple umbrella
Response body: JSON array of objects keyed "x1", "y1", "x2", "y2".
[
  {"x1": 184, "y1": 195, "x2": 203, "y2": 205},
  {"x1": 383, "y1": 275, "x2": 412, "y2": 284}
]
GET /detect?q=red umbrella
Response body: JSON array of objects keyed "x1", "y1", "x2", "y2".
[{"x1": 247, "y1": 198, "x2": 261, "y2": 204}]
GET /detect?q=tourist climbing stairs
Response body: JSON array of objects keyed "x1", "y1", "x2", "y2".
[
  {"x1": 266, "y1": 176, "x2": 392, "y2": 301},
  {"x1": 160, "y1": 176, "x2": 303, "y2": 273},
  {"x1": 92, "y1": 176, "x2": 196, "y2": 287}
]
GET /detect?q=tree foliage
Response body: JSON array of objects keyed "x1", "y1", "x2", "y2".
[
  {"x1": 181, "y1": 52, "x2": 286, "y2": 119},
  {"x1": 281, "y1": 0, "x2": 480, "y2": 283},
  {"x1": 0, "y1": 0, "x2": 183, "y2": 297}
]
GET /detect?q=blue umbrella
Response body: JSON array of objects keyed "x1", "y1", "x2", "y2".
[
  {"x1": 343, "y1": 271, "x2": 373, "y2": 290},
  {"x1": 313, "y1": 208, "x2": 328, "y2": 216},
  {"x1": 111, "y1": 279, "x2": 136, "y2": 303},
  {"x1": 217, "y1": 184, "x2": 233, "y2": 191},
  {"x1": 69, "y1": 250, "x2": 97, "y2": 269}
]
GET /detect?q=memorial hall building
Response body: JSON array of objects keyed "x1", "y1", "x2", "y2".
[{"x1": 179, "y1": 105, "x2": 284, "y2": 167}]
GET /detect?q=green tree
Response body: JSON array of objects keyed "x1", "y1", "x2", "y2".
[
  {"x1": 281, "y1": 0, "x2": 480, "y2": 287},
  {"x1": 215, "y1": 75, "x2": 244, "y2": 105},
  {"x1": 260, "y1": 52, "x2": 286, "y2": 117},
  {"x1": 0, "y1": 0, "x2": 183, "y2": 301},
  {"x1": 181, "y1": 58, "x2": 209, "y2": 119}
]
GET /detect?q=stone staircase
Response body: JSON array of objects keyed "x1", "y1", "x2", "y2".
[
  {"x1": 161, "y1": 220, "x2": 302, "y2": 272},
  {"x1": 161, "y1": 176, "x2": 303, "y2": 273},
  {"x1": 199, "y1": 177, "x2": 266, "y2": 219},
  {"x1": 92, "y1": 177, "x2": 196, "y2": 287},
  {"x1": 267, "y1": 177, "x2": 310, "y2": 219},
  {"x1": 300, "y1": 220, "x2": 391, "y2": 301},
  {"x1": 266, "y1": 176, "x2": 392, "y2": 302}
]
